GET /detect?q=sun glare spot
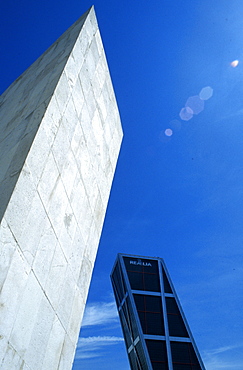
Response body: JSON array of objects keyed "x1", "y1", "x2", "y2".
[
  {"x1": 230, "y1": 60, "x2": 239, "y2": 67},
  {"x1": 165, "y1": 128, "x2": 173, "y2": 136}
]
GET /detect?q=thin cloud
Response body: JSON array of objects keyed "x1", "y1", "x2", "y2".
[
  {"x1": 203, "y1": 343, "x2": 243, "y2": 370},
  {"x1": 204, "y1": 357, "x2": 243, "y2": 370},
  {"x1": 75, "y1": 336, "x2": 124, "y2": 360},
  {"x1": 207, "y1": 344, "x2": 243, "y2": 355},
  {"x1": 81, "y1": 301, "x2": 119, "y2": 327},
  {"x1": 79, "y1": 336, "x2": 124, "y2": 344}
]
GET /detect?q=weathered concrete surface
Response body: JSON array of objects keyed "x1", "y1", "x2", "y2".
[{"x1": 0, "y1": 6, "x2": 122, "y2": 369}]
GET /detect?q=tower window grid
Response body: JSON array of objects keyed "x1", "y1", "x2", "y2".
[{"x1": 111, "y1": 254, "x2": 205, "y2": 370}]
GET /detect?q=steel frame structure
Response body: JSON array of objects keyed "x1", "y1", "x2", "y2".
[{"x1": 111, "y1": 253, "x2": 205, "y2": 370}]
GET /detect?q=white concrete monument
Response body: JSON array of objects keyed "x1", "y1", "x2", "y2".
[{"x1": 0, "y1": 6, "x2": 122, "y2": 369}]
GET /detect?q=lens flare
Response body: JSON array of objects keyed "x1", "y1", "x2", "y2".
[
  {"x1": 186, "y1": 95, "x2": 204, "y2": 115},
  {"x1": 170, "y1": 119, "x2": 181, "y2": 132},
  {"x1": 179, "y1": 106, "x2": 193, "y2": 121},
  {"x1": 199, "y1": 86, "x2": 213, "y2": 100},
  {"x1": 165, "y1": 128, "x2": 173, "y2": 137}
]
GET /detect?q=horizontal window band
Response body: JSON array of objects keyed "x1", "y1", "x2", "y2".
[
  {"x1": 131, "y1": 290, "x2": 161, "y2": 296},
  {"x1": 143, "y1": 335, "x2": 192, "y2": 343}
]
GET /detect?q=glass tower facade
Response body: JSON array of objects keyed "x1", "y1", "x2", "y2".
[{"x1": 110, "y1": 254, "x2": 205, "y2": 370}]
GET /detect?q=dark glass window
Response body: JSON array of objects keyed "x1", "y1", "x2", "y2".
[
  {"x1": 123, "y1": 257, "x2": 160, "y2": 292},
  {"x1": 111, "y1": 262, "x2": 126, "y2": 305},
  {"x1": 120, "y1": 304, "x2": 133, "y2": 348},
  {"x1": 128, "y1": 349, "x2": 139, "y2": 370},
  {"x1": 146, "y1": 340, "x2": 168, "y2": 370},
  {"x1": 127, "y1": 269, "x2": 144, "y2": 290},
  {"x1": 143, "y1": 272, "x2": 160, "y2": 292},
  {"x1": 120, "y1": 297, "x2": 139, "y2": 344},
  {"x1": 134, "y1": 294, "x2": 165, "y2": 335},
  {"x1": 135, "y1": 340, "x2": 150, "y2": 370},
  {"x1": 162, "y1": 267, "x2": 172, "y2": 293},
  {"x1": 127, "y1": 297, "x2": 140, "y2": 340},
  {"x1": 166, "y1": 298, "x2": 189, "y2": 337},
  {"x1": 170, "y1": 342, "x2": 201, "y2": 369}
]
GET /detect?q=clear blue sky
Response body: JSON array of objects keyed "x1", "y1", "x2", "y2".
[{"x1": 1, "y1": 1, "x2": 243, "y2": 369}]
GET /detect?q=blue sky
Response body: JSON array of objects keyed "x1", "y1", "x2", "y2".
[{"x1": 1, "y1": 1, "x2": 243, "y2": 369}]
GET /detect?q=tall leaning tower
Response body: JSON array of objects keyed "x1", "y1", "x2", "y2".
[
  {"x1": 111, "y1": 254, "x2": 205, "y2": 370},
  {"x1": 0, "y1": 7, "x2": 122, "y2": 369}
]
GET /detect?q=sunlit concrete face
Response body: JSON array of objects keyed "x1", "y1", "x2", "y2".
[{"x1": 0, "y1": 7, "x2": 122, "y2": 369}]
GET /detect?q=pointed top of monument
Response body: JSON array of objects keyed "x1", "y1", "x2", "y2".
[
  {"x1": 1, "y1": 6, "x2": 97, "y2": 101},
  {"x1": 0, "y1": 6, "x2": 100, "y2": 222}
]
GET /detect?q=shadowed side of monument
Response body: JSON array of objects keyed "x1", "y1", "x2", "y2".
[
  {"x1": 0, "y1": 9, "x2": 90, "y2": 223},
  {"x1": 0, "y1": 6, "x2": 122, "y2": 370}
]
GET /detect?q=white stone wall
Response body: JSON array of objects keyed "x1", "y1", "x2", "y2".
[{"x1": 0, "y1": 7, "x2": 122, "y2": 369}]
